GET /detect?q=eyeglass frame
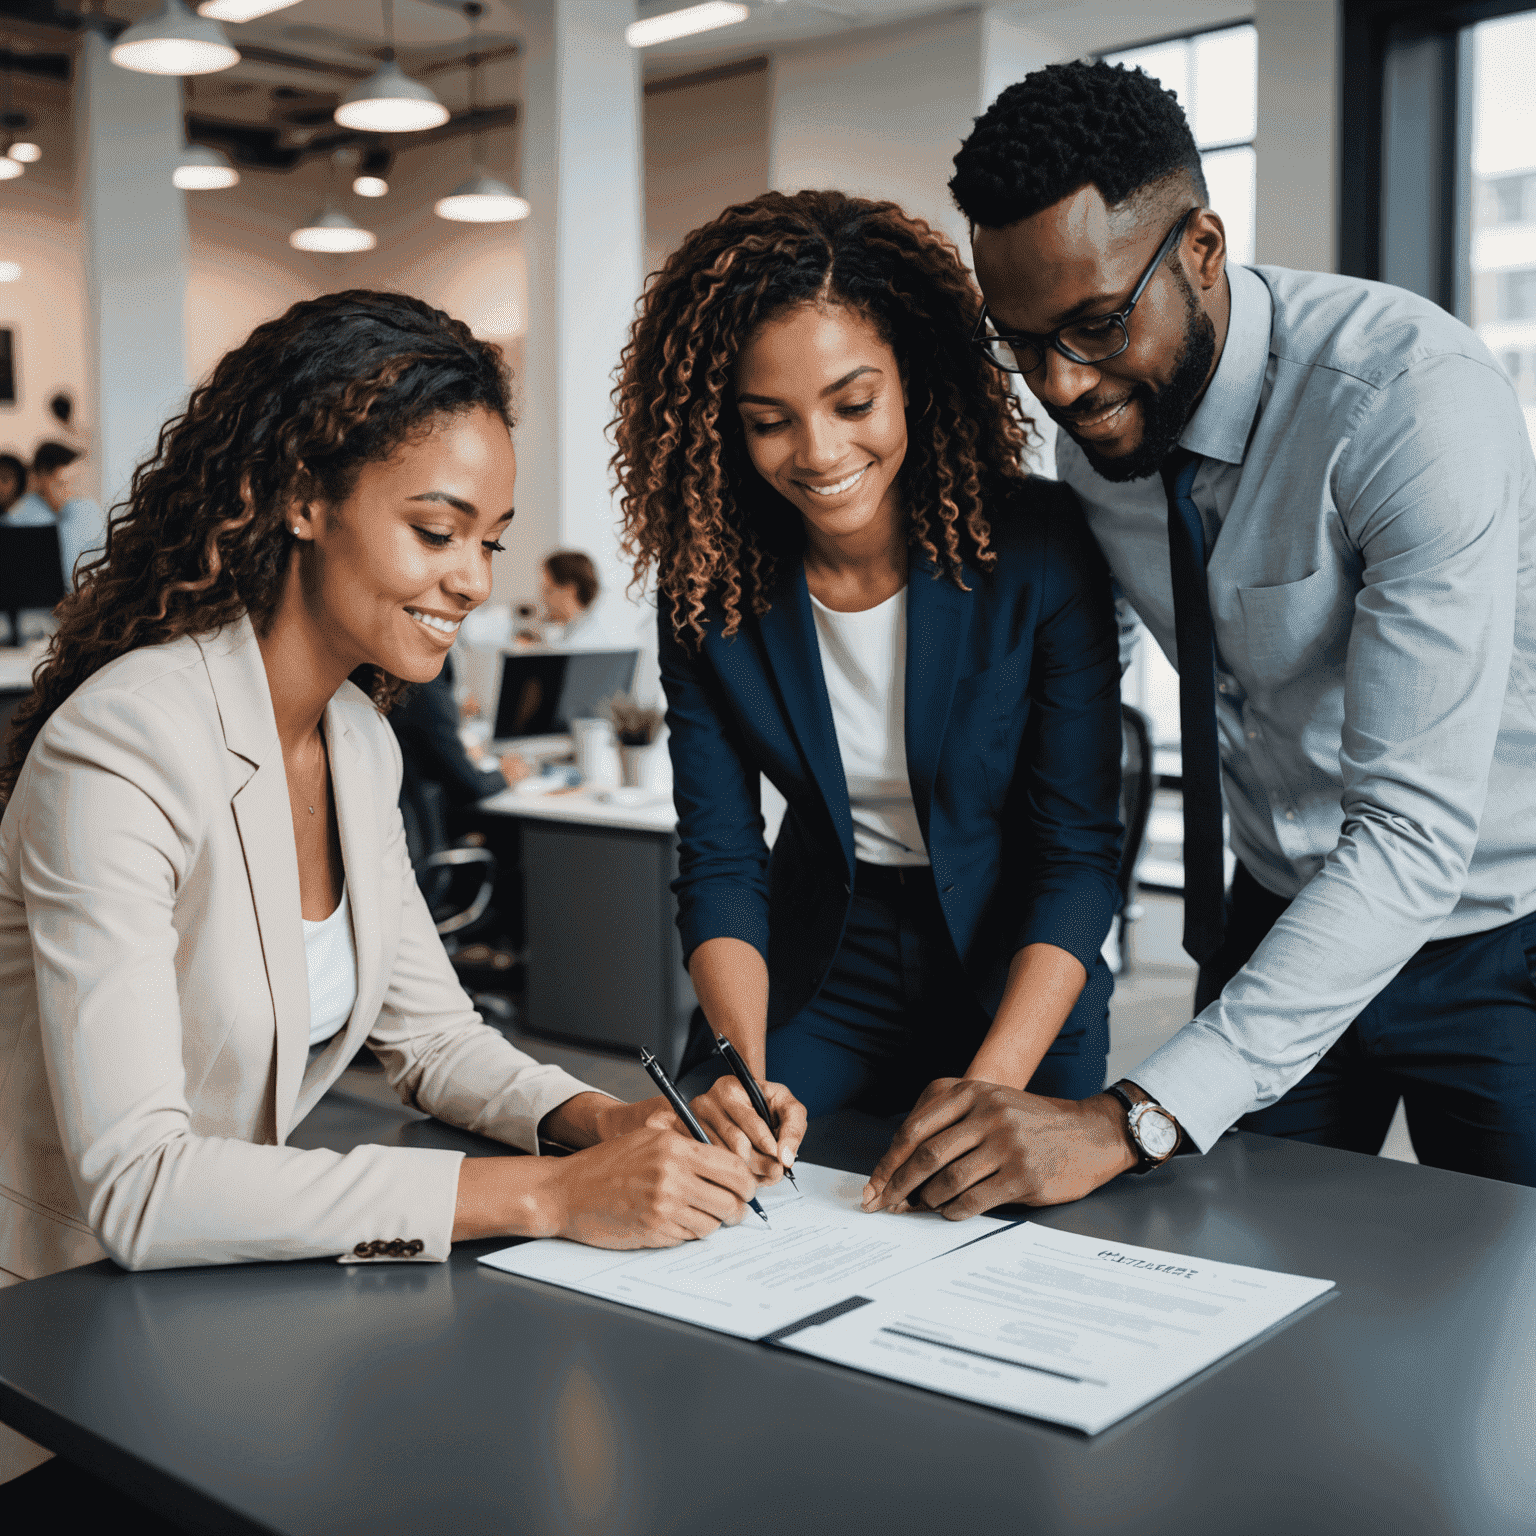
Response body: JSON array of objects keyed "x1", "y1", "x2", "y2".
[{"x1": 970, "y1": 207, "x2": 1198, "y2": 376}]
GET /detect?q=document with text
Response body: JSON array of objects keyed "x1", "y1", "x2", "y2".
[
  {"x1": 780, "y1": 1222, "x2": 1334, "y2": 1434},
  {"x1": 478, "y1": 1161, "x2": 1009, "y2": 1340}
]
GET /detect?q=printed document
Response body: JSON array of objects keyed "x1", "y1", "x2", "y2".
[
  {"x1": 478, "y1": 1161, "x2": 1007, "y2": 1339},
  {"x1": 780, "y1": 1221, "x2": 1334, "y2": 1433}
]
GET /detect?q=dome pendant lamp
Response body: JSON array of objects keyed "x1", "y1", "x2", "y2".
[
  {"x1": 174, "y1": 143, "x2": 239, "y2": 190},
  {"x1": 110, "y1": 0, "x2": 240, "y2": 76},
  {"x1": 290, "y1": 208, "x2": 377, "y2": 254},
  {"x1": 334, "y1": 0, "x2": 449, "y2": 133},
  {"x1": 434, "y1": 10, "x2": 528, "y2": 224}
]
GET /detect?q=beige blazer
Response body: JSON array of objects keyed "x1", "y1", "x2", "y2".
[{"x1": 0, "y1": 615, "x2": 593, "y2": 1280}]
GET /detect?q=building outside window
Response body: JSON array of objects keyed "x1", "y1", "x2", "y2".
[{"x1": 1466, "y1": 10, "x2": 1536, "y2": 442}]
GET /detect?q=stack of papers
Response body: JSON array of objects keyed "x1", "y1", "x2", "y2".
[{"x1": 479, "y1": 1163, "x2": 1333, "y2": 1434}]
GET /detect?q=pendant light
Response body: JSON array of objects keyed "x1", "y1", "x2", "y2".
[
  {"x1": 174, "y1": 143, "x2": 239, "y2": 190},
  {"x1": 434, "y1": 9, "x2": 528, "y2": 224},
  {"x1": 6, "y1": 141, "x2": 39, "y2": 164},
  {"x1": 0, "y1": 261, "x2": 21, "y2": 283},
  {"x1": 0, "y1": 155, "x2": 21, "y2": 182},
  {"x1": 290, "y1": 208, "x2": 376, "y2": 253},
  {"x1": 291, "y1": 151, "x2": 377, "y2": 253},
  {"x1": 625, "y1": 2, "x2": 749, "y2": 49},
  {"x1": 335, "y1": 0, "x2": 449, "y2": 134},
  {"x1": 111, "y1": 0, "x2": 240, "y2": 77},
  {"x1": 1, "y1": 51, "x2": 36, "y2": 166}
]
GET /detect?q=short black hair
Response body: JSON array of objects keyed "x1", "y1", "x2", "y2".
[
  {"x1": 951, "y1": 60, "x2": 1206, "y2": 229},
  {"x1": 33, "y1": 441, "x2": 80, "y2": 477}
]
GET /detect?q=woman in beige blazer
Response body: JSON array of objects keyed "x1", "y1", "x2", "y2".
[{"x1": 0, "y1": 290, "x2": 770, "y2": 1288}]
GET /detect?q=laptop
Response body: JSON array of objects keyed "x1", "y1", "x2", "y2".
[{"x1": 490, "y1": 648, "x2": 640, "y2": 752}]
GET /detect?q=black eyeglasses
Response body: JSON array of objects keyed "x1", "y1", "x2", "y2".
[{"x1": 971, "y1": 208, "x2": 1197, "y2": 376}]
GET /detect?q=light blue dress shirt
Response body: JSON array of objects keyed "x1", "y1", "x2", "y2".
[
  {"x1": 0, "y1": 490, "x2": 105, "y2": 590},
  {"x1": 1059, "y1": 261, "x2": 1536, "y2": 1151}
]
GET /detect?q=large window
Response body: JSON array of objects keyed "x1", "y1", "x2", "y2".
[
  {"x1": 1103, "y1": 23, "x2": 1258, "y2": 265},
  {"x1": 1466, "y1": 9, "x2": 1536, "y2": 441}
]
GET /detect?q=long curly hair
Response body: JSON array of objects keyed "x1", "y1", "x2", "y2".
[
  {"x1": 612, "y1": 190, "x2": 1035, "y2": 646},
  {"x1": 1, "y1": 289, "x2": 511, "y2": 804}
]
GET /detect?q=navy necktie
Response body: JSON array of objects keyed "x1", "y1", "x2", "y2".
[{"x1": 1160, "y1": 447, "x2": 1226, "y2": 965}]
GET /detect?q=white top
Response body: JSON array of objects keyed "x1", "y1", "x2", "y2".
[
  {"x1": 808, "y1": 586, "x2": 929, "y2": 868},
  {"x1": 302, "y1": 882, "x2": 358, "y2": 1048}
]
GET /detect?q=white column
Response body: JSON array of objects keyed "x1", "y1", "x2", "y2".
[
  {"x1": 76, "y1": 26, "x2": 190, "y2": 518},
  {"x1": 1254, "y1": 0, "x2": 1339, "y2": 273},
  {"x1": 518, "y1": 0, "x2": 644, "y2": 608}
]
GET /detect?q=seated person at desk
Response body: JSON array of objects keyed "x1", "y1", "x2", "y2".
[
  {"x1": 0, "y1": 453, "x2": 24, "y2": 516},
  {"x1": 612, "y1": 191, "x2": 1124, "y2": 1192},
  {"x1": 0, "y1": 290, "x2": 760, "y2": 1288},
  {"x1": 1, "y1": 441, "x2": 104, "y2": 593}
]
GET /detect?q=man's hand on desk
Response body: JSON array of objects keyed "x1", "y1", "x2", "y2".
[
  {"x1": 687, "y1": 1075, "x2": 807, "y2": 1185},
  {"x1": 861, "y1": 1081, "x2": 1137, "y2": 1219}
]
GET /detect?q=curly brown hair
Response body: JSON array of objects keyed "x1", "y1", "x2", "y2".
[
  {"x1": 0, "y1": 289, "x2": 511, "y2": 804},
  {"x1": 612, "y1": 189, "x2": 1035, "y2": 646}
]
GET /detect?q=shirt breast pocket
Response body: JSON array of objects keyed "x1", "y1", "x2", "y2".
[{"x1": 1234, "y1": 568, "x2": 1350, "y2": 685}]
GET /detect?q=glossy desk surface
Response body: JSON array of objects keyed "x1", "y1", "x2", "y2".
[{"x1": 1, "y1": 1078, "x2": 1532, "y2": 1536}]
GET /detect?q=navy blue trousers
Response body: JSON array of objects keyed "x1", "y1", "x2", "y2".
[
  {"x1": 682, "y1": 862, "x2": 1111, "y2": 1119},
  {"x1": 1200, "y1": 864, "x2": 1536, "y2": 1187}
]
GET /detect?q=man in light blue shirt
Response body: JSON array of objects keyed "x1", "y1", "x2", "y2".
[
  {"x1": 863, "y1": 59, "x2": 1535, "y2": 1217},
  {"x1": 1, "y1": 442, "x2": 105, "y2": 615}
]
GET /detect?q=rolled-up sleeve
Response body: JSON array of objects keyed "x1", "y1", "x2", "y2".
[
  {"x1": 1133, "y1": 354, "x2": 1529, "y2": 1149},
  {"x1": 658, "y1": 608, "x2": 772, "y2": 966}
]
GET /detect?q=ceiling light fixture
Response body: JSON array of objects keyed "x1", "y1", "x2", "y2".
[
  {"x1": 334, "y1": 0, "x2": 449, "y2": 133},
  {"x1": 174, "y1": 142, "x2": 239, "y2": 190},
  {"x1": 0, "y1": 155, "x2": 22, "y2": 182},
  {"x1": 435, "y1": 6, "x2": 528, "y2": 224},
  {"x1": 196, "y1": 0, "x2": 304, "y2": 21},
  {"x1": 624, "y1": 2, "x2": 750, "y2": 49},
  {"x1": 290, "y1": 207, "x2": 377, "y2": 254},
  {"x1": 0, "y1": 261, "x2": 21, "y2": 282},
  {"x1": 7, "y1": 142, "x2": 39, "y2": 164},
  {"x1": 353, "y1": 174, "x2": 389, "y2": 197},
  {"x1": 110, "y1": 0, "x2": 240, "y2": 76}
]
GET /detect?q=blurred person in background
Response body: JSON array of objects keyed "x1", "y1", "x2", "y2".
[
  {"x1": 1, "y1": 441, "x2": 105, "y2": 588},
  {"x1": 0, "y1": 452, "x2": 25, "y2": 515}
]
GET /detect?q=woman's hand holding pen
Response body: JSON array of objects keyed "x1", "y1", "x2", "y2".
[{"x1": 688, "y1": 1074, "x2": 807, "y2": 1184}]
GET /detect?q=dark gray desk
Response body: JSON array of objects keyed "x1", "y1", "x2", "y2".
[{"x1": 2, "y1": 1078, "x2": 1533, "y2": 1536}]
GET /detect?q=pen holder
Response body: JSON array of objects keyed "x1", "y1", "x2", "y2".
[{"x1": 572, "y1": 717, "x2": 620, "y2": 788}]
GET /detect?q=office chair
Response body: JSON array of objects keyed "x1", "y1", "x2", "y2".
[
  {"x1": 1115, "y1": 704, "x2": 1155, "y2": 974},
  {"x1": 399, "y1": 772, "x2": 499, "y2": 941}
]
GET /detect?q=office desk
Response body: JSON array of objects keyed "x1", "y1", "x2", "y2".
[
  {"x1": 479, "y1": 787, "x2": 695, "y2": 1069},
  {"x1": 1, "y1": 1078, "x2": 1532, "y2": 1536}
]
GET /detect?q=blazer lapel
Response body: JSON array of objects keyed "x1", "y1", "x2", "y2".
[
  {"x1": 756, "y1": 565, "x2": 856, "y2": 880},
  {"x1": 321, "y1": 702, "x2": 385, "y2": 1067},
  {"x1": 199, "y1": 618, "x2": 311, "y2": 1143},
  {"x1": 904, "y1": 562, "x2": 972, "y2": 839}
]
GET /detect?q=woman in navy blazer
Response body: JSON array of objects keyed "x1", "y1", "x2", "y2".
[{"x1": 612, "y1": 192, "x2": 1124, "y2": 1213}]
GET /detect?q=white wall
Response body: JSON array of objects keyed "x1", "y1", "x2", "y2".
[{"x1": 644, "y1": 65, "x2": 770, "y2": 277}]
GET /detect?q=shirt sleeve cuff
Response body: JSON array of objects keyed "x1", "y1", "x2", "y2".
[{"x1": 1122, "y1": 1021, "x2": 1261, "y2": 1152}]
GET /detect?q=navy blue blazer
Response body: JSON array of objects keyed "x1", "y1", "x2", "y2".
[{"x1": 659, "y1": 478, "x2": 1124, "y2": 1031}]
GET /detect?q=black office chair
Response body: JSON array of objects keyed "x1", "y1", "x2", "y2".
[
  {"x1": 399, "y1": 770, "x2": 498, "y2": 942},
  {"x1": 1115, "y1": 704, "x2": 1155, "y2": 973}
]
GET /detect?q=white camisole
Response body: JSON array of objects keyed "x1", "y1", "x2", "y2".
[
  {"x1": 302, "y1": 882, "x2": 358, "y2": 1048},
  {"x1": 808, "y1": 585, "x2": 930, "y2": 867}
]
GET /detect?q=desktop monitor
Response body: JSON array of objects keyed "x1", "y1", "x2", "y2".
[
  {"x1": 492, "y1": 648, "x2": 640, "y2": 741},
  {"x1": 0, "y1": 524, "x2": 66, "y2": 644}
]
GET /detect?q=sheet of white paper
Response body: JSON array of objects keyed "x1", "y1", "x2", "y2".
[
  {"x1": 478, "y1": 1161, "x2": 1007, "y2": 1340},
  {"x1": 782, "y1": 1222, "x2": 1334, "y2": 1434}
]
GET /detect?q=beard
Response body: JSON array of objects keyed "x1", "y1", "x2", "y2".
[{"x1": 1048, "y1": 276, "x2": 1217, "y2": 484}]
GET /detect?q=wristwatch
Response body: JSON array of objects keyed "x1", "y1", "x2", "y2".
[{"x1": 1106, "y1": 1081, "x2": 1181, "y2": 1173}]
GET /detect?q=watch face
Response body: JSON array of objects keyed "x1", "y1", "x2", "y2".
[{"x1": 1134, "y1": 1106, "x2": 1179, "y2": 1160}]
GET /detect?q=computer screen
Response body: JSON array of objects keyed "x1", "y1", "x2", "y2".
[
  {"x1": 0, "y1": 524, "x2": 66, "y2": 641},
  {"x1": 492, "y1": 648, "x2": 640, "y2": 741}
]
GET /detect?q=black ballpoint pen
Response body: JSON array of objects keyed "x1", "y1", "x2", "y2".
[
  {"x1": 713, "y1": 1033, "x2": 799, "y2": 1188},
  {"x1": 640, "y1": 1048, "x2": 770, "y2": 1226}
]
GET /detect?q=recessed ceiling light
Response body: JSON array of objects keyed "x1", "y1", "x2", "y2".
[{"x1": 625, "y1": 2, "x2": 750, "y2": 49}]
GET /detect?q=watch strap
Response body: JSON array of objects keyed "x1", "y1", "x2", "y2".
[{"x1": 1106, "y1": 1083, "x2": 1157, "y2": 1174}]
